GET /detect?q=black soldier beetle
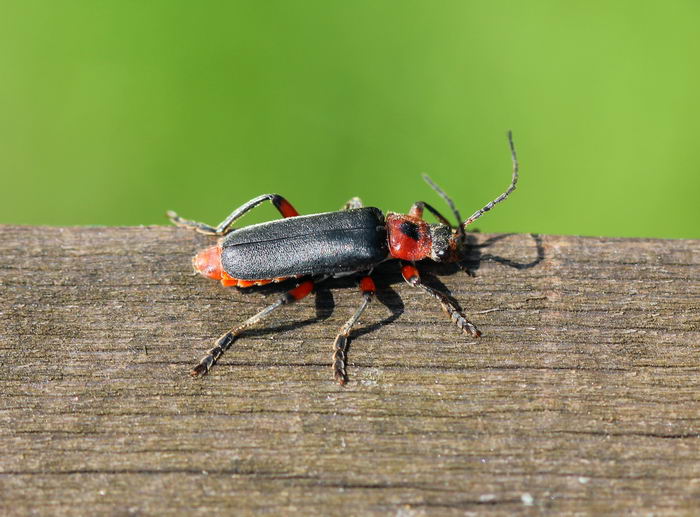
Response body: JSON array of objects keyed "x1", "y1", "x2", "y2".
[{"x1": 168, "y1": 131, "x2": 519, "y2": 384}]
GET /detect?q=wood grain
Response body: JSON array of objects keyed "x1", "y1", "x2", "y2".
[{"x1": 1, "y1": 225, "x2": 699, "y2": 515}]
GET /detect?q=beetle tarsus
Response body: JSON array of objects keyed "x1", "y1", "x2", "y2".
[
  {"x1": 190, "y1": 363, "x2": 209, "y2": 377},
  {"x1": 425, "y1": 285, "x2": 481, "y2": 338},
  {"x1": 401, "y1": 262, "x2": 481, "y2": 339},
  {"x1": 190, "y1": 335, "x2": 231, "y2": 376},
  {"x1": 331, "y1": 281, "x2": 374, "y2": 385},
  {"x1": 332, "y1": 334, "x2": 348, "y2": 385},
  {"x1": 167, "y1": 210, "x2": 221, "y2": 236}
]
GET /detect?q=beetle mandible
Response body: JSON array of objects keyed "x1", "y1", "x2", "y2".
[{"x1": 168, "y1": 131, "x2": 519, "y2": 384}]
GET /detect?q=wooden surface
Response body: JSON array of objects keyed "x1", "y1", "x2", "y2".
[{"x1": 1, "y1": 225, "x2": 699, "y2": 516}]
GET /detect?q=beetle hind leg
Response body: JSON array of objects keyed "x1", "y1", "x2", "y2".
[
  {"x1": 401, "y1": 263, "x2": 481, "y2": 338},
  {"x1": 332, "y1": 276, "x2": 375, "y2": 385},
  {"x1": 191, "y1": 279, "x2": 314, "y2": 377},
  {"x1": 168, "y1": 193, "x2": 300, "y2": 236}
]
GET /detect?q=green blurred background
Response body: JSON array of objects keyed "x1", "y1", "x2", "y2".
[{"x1": 1, "y1": 1, "x2": 699, "y2": 238}]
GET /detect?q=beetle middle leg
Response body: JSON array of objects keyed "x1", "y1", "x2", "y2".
[
  {"x1": 191, "y1": 279, "x2": 314, "y2": 377},
  {"x1": 401, "y1": 263, "x2": 481, "y2": 338},
  {"x1": 332, "y1": 275, "x2": 375, "y2": 385},
  {"x1": 168, "y1": 193, "x2": 300, "y2": 236}
]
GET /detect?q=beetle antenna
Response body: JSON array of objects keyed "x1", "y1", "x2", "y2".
[
  {"x1": 461, "y1": 130, "x2": 518, "y2": 230},
  {"x1": 421, "y1": 174, "x2": 465, "y2": 242}
]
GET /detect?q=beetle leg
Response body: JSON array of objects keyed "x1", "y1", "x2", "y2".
[
  {"x1": 408, "y1": 201, "x2": 455, "y2": 228},
  {"x1": 342, "y1": 197, "x2": 363, "y2": 210},
  {"x1": 190, "y1": 279, "x2": 314, "y2": 376},
  {"x1": 332, "y1": 275, "x2": 375, "y2": 385},
  {"x1": 401, "y1": 263, "x2": 481, "y2": 338},
  {"x1": 168, "y1": 194, "x2": 300, "y2": 236}
]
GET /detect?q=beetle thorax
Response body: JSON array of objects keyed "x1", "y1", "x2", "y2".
[{"x1": 386, "y1": 213, "x2": 459, "y2": 262}]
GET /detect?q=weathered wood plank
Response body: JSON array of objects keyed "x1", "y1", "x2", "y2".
[{"x1": 1, "y1": 225, "x2": 699, "y2": 515}]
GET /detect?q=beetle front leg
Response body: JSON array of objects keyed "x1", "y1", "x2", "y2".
[
  {"x1": 332, "y1": 275, "x2": 375, "y2": 385},
  {"x1": 401, "y1": 263, "x2": 481, "y2": 338},
  {"x1": 191, "y1": 279, "x2": 314, "y2": 376},
  {"x1": 168, "y1": 194, "x2": 300, "y2": 236},
  {"x1": 408, "y1": 201, "x2": 453, "y2": 227}
]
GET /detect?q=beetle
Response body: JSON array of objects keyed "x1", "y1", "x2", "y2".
[{"x1": 168, "y1": 131, "x2": 519, "y2": 384}]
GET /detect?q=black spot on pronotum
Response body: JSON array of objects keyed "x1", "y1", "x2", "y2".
[{"x1": 399, "y1": 220, "x2": 421, "y2": 241}]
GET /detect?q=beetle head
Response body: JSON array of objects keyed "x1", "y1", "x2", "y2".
[{"x1": 428, "y1": 224, "x2": 461, "y2": 262}]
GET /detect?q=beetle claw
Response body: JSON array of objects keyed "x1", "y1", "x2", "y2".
[{"x1": 190, "y1": 364, "x2": 208, "y2": 377}]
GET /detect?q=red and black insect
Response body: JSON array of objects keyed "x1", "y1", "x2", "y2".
[{"x1": 168, "y1": 132, "x2": 519, "y2": 384}]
